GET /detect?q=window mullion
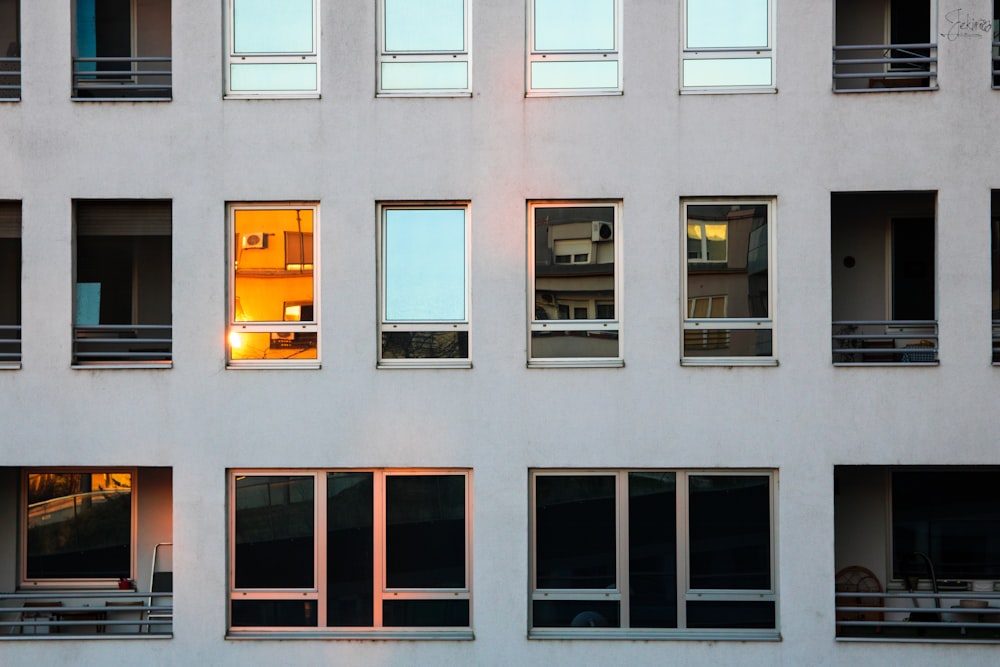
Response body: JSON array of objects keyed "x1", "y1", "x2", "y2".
[
  {"x1": 617, "y1": 471, "x2": 629, "y2": 629},
  {"x1": 676, "y1": 471, "x2": 689, "y2": 630},
  {"x1": 315, "y1": 472, "x2": 327, "y2": 628},
  {"x1": 373, "y1": 471, "x2": 387, "y2": 628}
]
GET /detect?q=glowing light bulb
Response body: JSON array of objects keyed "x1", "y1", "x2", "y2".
[{"x1": 228, "y1": 330, "x2": 243, "y2": 349}]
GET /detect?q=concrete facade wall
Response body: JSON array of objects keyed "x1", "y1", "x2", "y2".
[{"x1": 1, "y1": 0, "x2": 999, "y2": 664}]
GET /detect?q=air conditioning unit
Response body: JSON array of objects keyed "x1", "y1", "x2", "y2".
[
  {"x1": 242, "y1": 232, "x2": 266, "y2": 249},
  {"x1": 592, "y1": 221, "x2": 613, "y2": 242}
]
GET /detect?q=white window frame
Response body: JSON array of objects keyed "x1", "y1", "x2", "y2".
[
  {"x1": 20, "y1": 468, "x2": 138, "y2": 589},
  {"x1": 227, "y1": 203, "x2": 320, "y2": 370},
  {"x1": 526, "y1": 0, "x2": 623, "y2": 96},
  {"x1": 376, "y1": 0, "x2": 471, "y2": 96},
  {"x1": 227, "y1": 468, "x2": 473, "y2": 639},
  {"x1": 529, "y1": 469, "x2": 779, "y2": 640},
  {"x1": 225, "y1": 0, "x2": 320, "y2": 98},
  {"x1": 378, "y1": 202, "x2": 471, "y2": 369},
  {"x1": 528, "y1": 200, "x2": 622, "y2": 368},
  {"x1": 681, "y1": 198, "x2": 776, "y2": 366},
  {"x1": 680, "y1": 0, "x2": 775, "y2": 93}
]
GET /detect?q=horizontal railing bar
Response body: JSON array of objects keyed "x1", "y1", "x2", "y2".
[
  {"x1": 833, "y1": 320, "x2": 936, "y2": 326},
  {"x1": 1, "y1": 592, "x2": 172, "y2": 600},
  {"x1": 834, "y1": 43, "x2": 936, "y2": 51},
  {"x1": 72, "y1": 57, "x2": 171, "y2": 63},
  {"x1": 834, "y1": 57, "x2": 934, "y2": 66}
]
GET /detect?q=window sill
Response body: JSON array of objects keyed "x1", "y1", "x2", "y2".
[
  {"x1": 0, "y1": 362, "x2": 20, "y2": 369},
  {"x1": 528, "y1": 358, "x2": 624, "y2": 369},
  {"x1": 680, "y1": 87, "x2": 777, "y2": 95},
  {"x1": 377, "y1": 91, "x2": 473, "y2": 98},
  {"x1": 227, "y1": 361, "x2": 321, "y2": 370},
  {"x1": 227, "y1": 629, "x2": 474, "y2": 640},
  {"x1": 378, "y1": 360, "x2": 472, "y2": 369},
  {"x1": 224, "y1": 93, "x2": 321, "y2": 100},
  {"x1": 526, "y1": 89, "x2": 623, "y2": 98},
  {"x1": 681, "y1": 357, "x2": 778, "y2": 367},
  {"x1": 529, "y1": 628, "x2": 780, "y2": 641},
  {"x1": 4, "y1": 633, "x2": 173, "y2": 641},
  {"x1": 72, "y1": 361, "x2": 172, "y2": 370}
]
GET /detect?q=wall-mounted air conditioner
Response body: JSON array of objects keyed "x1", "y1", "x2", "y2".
[
  {"x1": 242, "y1": 232, "x2": 266, "y2": 249},
  {"x1": 592, "y1": 221, "x2": 613, "y2": 242}
]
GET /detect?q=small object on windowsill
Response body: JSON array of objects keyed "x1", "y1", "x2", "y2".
[{"x1": 118, "y1": 577, "x2": 136, "y2": 591}]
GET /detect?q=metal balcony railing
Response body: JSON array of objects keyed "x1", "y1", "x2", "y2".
[
  {"x1": 1, "y1": 590, "x2": 172, "y2": 637},
  {"x1": 836, "y1": 590, "x2": 1000, "y2": 641},
  {"x1": 72, "y1": 57, "x2": 171, "y2": 100},
  {"x1": 833, "y1": 43, "x2": 937, "y2": 91},
  {"x1": 992, "y1": 320, "x2": 1000, "y2": 363},
  {"x1": 0, "y1": 324, "x2": 20, "y2": 365},
  {"x1": 0, "y1": 56, "x2": 19, "y2": 99},
  {"x1": 832, "y1": 320, "x2": 938, "y2": 365},
  {"x1": 73, "y1": 324, "x2": 172, "y2": 367},
  {"x1": 993, "y1": 42, "x2": 1000, "y2": 88}
]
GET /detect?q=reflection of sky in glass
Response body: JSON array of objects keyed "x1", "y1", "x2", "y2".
[
  {"x1": 535, "y1": 0, "x2": 614, "y2": 51},
  {"x1": 531, "y1": 61, "x2": 618, "y2": 88},
  {"x1": 385, "y1": 209, "x2": 465, "y2": 321},
  {"x1": 385, "y1": 0, "x2": 464, "y2": 51},
  {"x1": 683, "y1": 58, "x2": 771, "y2": 87},
  {"x1": 381, "y1": 62, "x2": 468, "y2": 89},
  {"x1": 230, "y1": 63, "x2": 318, "y2": 91},
  {"x1": 686, "y1": 0, "x2": 768, "y2": 48},
  {"x1": 234, "y1": 0, "x2": 314, "y2": 53}
]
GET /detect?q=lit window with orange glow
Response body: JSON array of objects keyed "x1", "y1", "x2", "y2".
[
  {"x1": 528, "y1": 201, "x2": 621, "y2": 367},
  {"x1": 378, "y1": 203, "x2": 470, "y2": 368},
  {"x1": 527, "y1": 0, "x2": 622, "y2": 95},
  {"x1": 377, "y1": 0, "x2": 471, "y2": 96},
  {"x1": 682, "y1": 198, "x2": 775, "y2": 365},
  {"x1": 228, "y1": 204, "x2": 319, "y2": 369}
]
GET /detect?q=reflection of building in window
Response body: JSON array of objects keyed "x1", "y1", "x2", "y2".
[
  {"x1": 530, "y1": 202, "x2": 620, "y2": 365},
  {"x1": 683, "y1": 200, "x2": 773, "y2": 363},
  {"x1": 530, "y1": 470, "x2": 778, "y2": 638},
  {"x1": 379, "y1": 204, "x2": 470, "y2": 366},
  {"x1": 229, "y1": 469, "x2": 472, "y2": 637},
  {"x1": 0, "y1": 201, "x2": 20, "y2": 367},
  {"x1": 377, "y1": 0, "x2": 470, "y2": 95},
  {"x1": 229, "y1": 205, "x2": 318, "y2": 367},
  {"x1": 226, "y1": 0, "x2": 319, "y2": 96},
  {"x1": 527, "y1": 0, "x2": 622, "y2": 94},
  {"x1": 683, "y1": 0, "x2": 773, "y2": 91},
  {"x1": 73, "y1": 200, "x2": 172, "y2": 367}
]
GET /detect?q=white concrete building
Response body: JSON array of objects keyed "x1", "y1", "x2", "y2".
[{"x1": 2, "y1": 0, "x2": 1000, "y2": 664}]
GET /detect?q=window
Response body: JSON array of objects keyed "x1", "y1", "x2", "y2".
[
  {"x1": 529, "y1": 202, "x2": 620, "y2": 366},
  {"x1": 377, "y1": 0, "x2": 470, "y2": 95},
  {"x1": 0, "y1": 201, "x2": 19, "y2": 367},
  {"x1": 73, "y1": 200, "x2": 172, "y2": 368},
  {"x1": 527, "y1": 0, "x2": 622, "y2": 95},
  {"x1": 228, "y1": 204, "x2": 319, "y2": 368},
  {"x1": 993, "y1": 193, "x2": 1000, "y2": 363},
  {"x1": 228, "y1": 469, "x2": 472, "y2": 637},
  {"x1": 530, "y1": 470, "x2": 778, "y2": 639},
  {"x1": 72, "y1": 0, "x2": 172, "y2": 99},
  {"x1": 0, "y1": 0, "x2": 19, "y2": 100},
  {"x1": 226, "y1": 0, "x2": 319, "y2": 97},
  {"x1": 682, "y1": 199, "x2": 773, "y2": 364},
  {"x1": 682, "y1": 0, "x2": 773, "y2": 91},
  {"x1": 379, "y1": 203, "x2": 470, "y2": 367}
]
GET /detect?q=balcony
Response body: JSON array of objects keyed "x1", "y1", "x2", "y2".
[
  {"x1": 72, "y1": 57, "x2": 171, "y2": 100},
  {"x1": 0, "y1": 324, "x2": 20, "y2": 367},
  {"x1": 73, "y1": 324, "x2": 171, "y2": 367},
  {"x1": 1, "y1": 589, "x2": 172, "y2": 637},
  {"x1": 831, "y1": 192, "x2": 937, "y2": 366}
]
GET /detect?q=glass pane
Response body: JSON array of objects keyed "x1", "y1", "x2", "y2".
[
  {"x1": 686, "y1": 600, "x2": 775, "y2": 629},
  {"x1": 383, "y1": 599, "x2": 470, "y2": 627},
  {"x1": 385, "y1": 475, "x2": 466, "y2": 589},
  {"x1": 683, "y1": 328, "x2": 772, "y2": 358},
  {"x1": 686, "y1": 203, "x2": 768, "y2": 325},
  {"x1": 530, "y1": 61, "x2": 619, "y2": 89},
  {"x1": 231, "y1": 599, "x2": 318, "y2": 627},
  {"x1": 535, "y1": 475, "x2": 616, "y2": 589},
  {"x1": 532, "y1": 600, "x2": 621, "y2": 628},
  {"x1": 384, "y1": 209, "x2": 466, "y2": 321},
  {"x1": 628, "y1": 472, "x2": 677, "y2": 628},
  {"x1": 535, "y1": 0, "x2": 615, "y2": 51},
  {"x1": 385, "y1": 0, "x2": 464, "y2": 51},
  {"x1": 381, "y1": 331, "x2": 468, "y2": 359},
  {"x1": 689, "y1": 475, "x2": 770, "y2": 590},
  {"x1": 327, "y1": 472, "x2": 374, "y2": 627},
  {"x1": 892, "y1": 470, "x2": 1000, "y2": 580},
  {"x1": 531, "y1": 330, "x2": 619, "y2": 358},
  {"x1": 26, "y1": 472, "x2": 132, "y2": 579},
  {"x1": 230, "y1": 63, "x2": 318, "y2": 92},
  {"x1": 381, "y1": 62, "x2": 468, "y2": 91},
  {"x1": 229, "y1": 330, "x2": 318, "y2": 361},
  {"x1": 234, "y1": 0, "x2": 314, "y2": 53},
  {"x1": 686, "y1": 0, "x2": 768, "y2": 48},
  {"x1": 534, "y1": 206, "x2": 615, "y2": 322},
  {"x1": 683, "y1": 57, "x2": 772, "y2": 87},
  {"x1": 234, "y1": 475, "x2": 314, "y2": 589}
]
